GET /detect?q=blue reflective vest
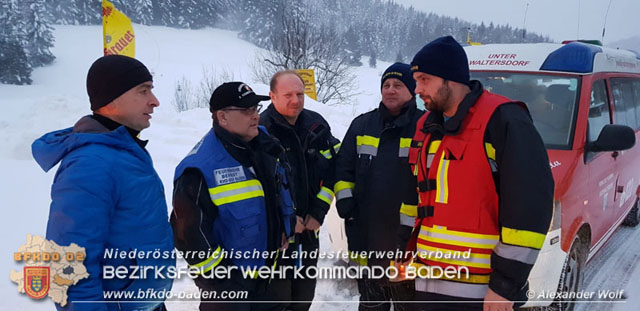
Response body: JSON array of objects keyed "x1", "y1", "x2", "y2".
[{"x1": 174, "y1": 127, "x2": 294, "y2": 268}]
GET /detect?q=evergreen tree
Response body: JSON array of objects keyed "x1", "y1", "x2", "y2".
[
  {"x1": 132, "y1": 0, "x2": 154, "y2": 25},
  {"x1": 172, "y1": 0, "x2": 198, "y2": 28},
  {"x1": 22, "y1": 0, "x2": 55, "y2": 67},
  {"x1": 239, "y1": 0, "x2": 288, "y2": 47},
  {"x1": 0, "y1": 0, "x2": 14, "y2": 32},
  {"x1": 153, "y1": 0, "x2": 178, "y2": 26},
  {"x1": 0, "y1": 38, "x2": 33, "y2": 85},
  {"x1": 71, "y1": 0, "x2": 100, "y2": 25},
  {"x1": 45, "y1": 0, "x2": 77, "y2": 24},
  {"x1": 0, "y1": 0, "x2": 33, "y2": 84}
]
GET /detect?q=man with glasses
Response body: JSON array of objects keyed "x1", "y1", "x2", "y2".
[
  {"x1": 171, "y1": 81, "x2": 296, "y2": 311},
  {"x1": 259, "y1": 70, "x2": 340, "y2": 310}
]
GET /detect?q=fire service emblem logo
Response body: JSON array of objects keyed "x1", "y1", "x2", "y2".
[{"x1": 24, "y1": 266, "x2": 50, "y2": 299}]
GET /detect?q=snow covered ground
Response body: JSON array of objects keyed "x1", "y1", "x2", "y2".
[{"x1": 1, "y1": 24, "x2": 638, "y2": 310}]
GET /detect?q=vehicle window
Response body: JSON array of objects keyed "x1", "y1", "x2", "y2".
[
  {"x1": 471, "y1": 72, "x2": 579, "y2": 149},
  {"x1": 633, "y1": 79, "x2": 640, "y2": 129},
  {"x1": 588, "y1": 80, "x2": 611, "y2": 143},
  {"x1": 611, "y1": 78, "x2": 637, "y2": 129}
]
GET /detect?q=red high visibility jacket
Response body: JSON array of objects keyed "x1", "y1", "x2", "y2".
[
  {"x1": 405, "y1": 82, "x2": 553, "y2": 303},
  {"x1": 408, "y1": 91, "x2": 510, "y2": 275}
]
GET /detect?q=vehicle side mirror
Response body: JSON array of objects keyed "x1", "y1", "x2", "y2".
[{"x1": 588, "y1": 124, "x2": 635, "y2": 152}]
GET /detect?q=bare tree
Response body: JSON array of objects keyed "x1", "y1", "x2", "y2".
[
  {"x1": 173, "y1": 76, "x2": 196, "y2": 112},
  {"x1": 252, "y1": 1, "x2": 358, "y2": 105},
  {"x1": 199, "y1": 66, "x2": 235, "y2": 106},
  {"x1": 172, "y1": 67, "x2": 238, "y2": 112}
]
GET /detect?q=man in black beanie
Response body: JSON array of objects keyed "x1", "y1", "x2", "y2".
[
  {"x1": 404, "y1": 36, "x2": 553, "y2": 310},
  {"x1": 335, "y1": 62, "x2": 424, "y2": 310},
  {"x1": 32, "y1": 55, "x2": 175, "y2": 311},
  {"x1": 87, "y1": 54, "x2": 158, "y2": 136}
]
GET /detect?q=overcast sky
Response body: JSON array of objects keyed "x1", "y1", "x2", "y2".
[{"x1": 393, "y1": 0, "x2": 639, "y2": 44}]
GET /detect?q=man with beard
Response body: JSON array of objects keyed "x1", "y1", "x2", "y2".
[
  {"x1": 405, "y1": 35, "x2": 553, "y2": 310},
  {"x1": 335, "y1": 63, "x2": 423, "y2": 310}
]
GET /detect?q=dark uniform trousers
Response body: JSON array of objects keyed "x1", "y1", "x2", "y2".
[
  {"x1": 263, "y1": 230, "x2": 319, "y2": 311},
  {"x1": 195, "y1": 269, "x2": 286, "y2": 311},
  {"x1": 413, "y1": 291, "x2": 484, "y2": 311},
  {"x1": 356, "y1": 277, "x2": 414, "y2": 311}
]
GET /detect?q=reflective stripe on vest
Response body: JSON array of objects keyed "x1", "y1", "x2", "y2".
[
  {"x1": 416, "y1": 244, "x2": 491, "y2": 269},
  {"x1": 415, "y1": 278, "x2": 488, "y2": 299},
  {"x1": 416, "y1": 140, "x2": 441, "y2": 176},
  {"x1": 427, "y1": 140, "x2": 441, "y2": 169},
  {"x1": 435, "y1": 152, "x2": 450, "y2": 204},
  {"x1": 410, "y1": 262, "x2": 490, "y2": 284},
  {"x1": 316, "y1": 186, "x2": 335, "y2": 205},
  {"x1": 356, "y1": 135, "x2": 379, "y2": 156},
  {"x1": 399, "y1": 138, "x2": 412, "y2": 157},
  {"x1": 334, "y1": 181, "x2": 355, "y2": 201},
  {"x1": 209, "y1": 179, "x2": 264, "y2": 206},
  {"x1": 418, "y1": 225, "x2": 499, "y2": 249},
  {"x1": 190, "y1": 246, "x2": 224, "y2": 274}
]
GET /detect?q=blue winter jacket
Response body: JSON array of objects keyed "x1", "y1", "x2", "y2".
[{"x1": 32, "y1": 116, "x2": 175, "y2": 311}]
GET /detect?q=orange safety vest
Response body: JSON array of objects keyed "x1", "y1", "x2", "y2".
[{"x1": 407, "y1": 91, "x2": 513, "y2": 296}]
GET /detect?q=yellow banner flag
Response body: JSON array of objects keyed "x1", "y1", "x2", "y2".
[
  {"x1": 102, "y1": 0, "x2": 135, "y2": 57},
  {"x1": 296, "y1": 69, "x2": 318, "y2": 101}
]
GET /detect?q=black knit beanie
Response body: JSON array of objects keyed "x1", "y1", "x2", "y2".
[
  {"x1": 381, "y1": 62, "x2": 415, "y2": 95},
  {"x1": 86, "y1": 55, "x2": 152, "y2": 110},
  {"x1": 411, "y1": 36, "x2": 470, "y2": 85}
]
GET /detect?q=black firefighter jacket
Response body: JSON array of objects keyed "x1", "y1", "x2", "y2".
[
  {"x1": 335, "y1": 99, "x2": 424, "y2": 266},
  {"x1": 260, "y1": 105, "x2": 341, "y2": 227}
]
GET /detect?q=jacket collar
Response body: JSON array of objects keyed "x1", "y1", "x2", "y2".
[
  {"x1": 378, "y1": 97, "x2": 418, "y2": 128},
  {"x1": 213, "y1": 123, "x2": 284, "y2": 160},
  {"x1": 262, "y1": 103, "x2": 305, "y2": 130},
  {"x1": 261, "y1": 104, "x2": 330, "y2": 147},
  {"x1": 33, "y1": 116, "x2": 150, "y2": 172},
  {"x1": 88, "y1": 113, "x2": 148, "y2": 148}
]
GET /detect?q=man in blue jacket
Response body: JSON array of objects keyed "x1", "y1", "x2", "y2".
[
  {"x1": 32, "y1": 55, "x2": 175, "y2": 311},
  {"x1": 171, "y1": 82, "x2": 296, "y2": 311}
]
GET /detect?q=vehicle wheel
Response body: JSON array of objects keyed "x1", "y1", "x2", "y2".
[
  {"x1": 552, "y1": 235, "x2": 586, "y2": 311},
  {"x1": 622, "y1": 199, "x2": 639, "y2": 227}
]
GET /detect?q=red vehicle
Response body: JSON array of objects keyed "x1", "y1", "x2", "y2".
[{"x1": 465, "y1": 41, "x2": 640, "y2": 309}]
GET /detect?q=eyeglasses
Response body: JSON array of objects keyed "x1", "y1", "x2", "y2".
[{"x1": 223, "y1": 104, "x2": 262, "y2": 115}]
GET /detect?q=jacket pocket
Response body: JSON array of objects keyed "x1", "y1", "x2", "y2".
[
  {"x1": 225, "y1": 201, "x2": 263, "y2": 249},
  {"x1": 436, "y1": 140, "x2": 481, "y2": 231}
]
